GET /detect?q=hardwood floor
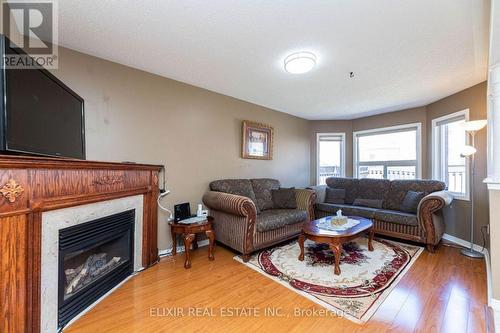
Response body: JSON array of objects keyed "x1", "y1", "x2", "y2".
[{"x1": 66, "y1": 241, "x2": 487, "y2": 333}]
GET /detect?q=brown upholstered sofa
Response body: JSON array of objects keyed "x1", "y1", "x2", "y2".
[
  {"x1": 310, "y1": 177, "x2": 453, "y2": 252},
  {"x1": 202, "y1": 179, "x2": 315, "y2": 261}
]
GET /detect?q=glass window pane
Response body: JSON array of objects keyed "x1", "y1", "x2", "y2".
[
  {"x1": 441, "y1": 119, "x2": 467, "y2": 195},
  {"x1": 358, "y1": 130, "x2": 417, "y2": 162},
  {"x1": 318, "y1": 138, "x2": 342, "y2": 185}
]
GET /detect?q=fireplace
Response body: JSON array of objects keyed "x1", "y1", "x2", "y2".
[{"x1": 57, "y1": 210, "x2": 135, "y2": 330}]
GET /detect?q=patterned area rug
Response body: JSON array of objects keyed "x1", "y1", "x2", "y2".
[{"x1": 234, "y1": 237, "x2": 423, "y2": 323}]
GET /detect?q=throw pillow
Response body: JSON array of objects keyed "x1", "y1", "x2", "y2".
[
  {"x1": 272, "y1": 188, "x2": 297, "y2": 209},
  {"x1": 325, "y1": 188, "x2": 346, "y2": 204},
  {"x1": 400, "y1": 191, "x2": 426, "y2": 213},
  {"x1": 353, "y1": 198, "x2": 384, "y2": 209}
]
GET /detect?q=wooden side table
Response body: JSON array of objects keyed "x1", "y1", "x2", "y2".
[{"x1": 169, "y1": 216, "x2": 215, "y2": 269}]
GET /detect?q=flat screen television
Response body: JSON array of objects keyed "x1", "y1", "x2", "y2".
[{"x1": 0, "y1": 35, "x2": 85, "y2": 159}]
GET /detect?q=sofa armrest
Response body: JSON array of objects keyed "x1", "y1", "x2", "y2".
[
  {"x1": 202, "y1": 191, "x2": 257, "y2": 217},
  {"x1": 202, "y1": 191, "x2": 257, "y2": 256},
  {"x1": 417, "y1": 190, "x2": 453, "y2": 217},
  {"x1": 295, "y1": 189, "x2": 316, "y2": 221},
  {"x1": 307, "y1": 185, "x2": 327, "y2": 204},
  {"x1": 417, "y1": 190, "x2": 453, "y2": 247}
]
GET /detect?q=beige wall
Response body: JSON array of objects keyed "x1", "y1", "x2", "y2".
[
  {"x1": 51, "y1": 47, "x2": 310, "y2": 251},
  {"x1": 309, "y1": 82, "x2": 488, "y2": 244}
]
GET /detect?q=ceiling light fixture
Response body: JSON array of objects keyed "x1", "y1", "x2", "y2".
[{"x1": 284, "y1": 51, "x2": 317, "y2": 74}]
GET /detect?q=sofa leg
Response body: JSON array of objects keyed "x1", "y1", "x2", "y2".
[
  {"x1": 426, "y1": 244, "x2": 436, "y2": 253},
  {"x1": 242, "y1": 254, "x2": 251, "y2": 262}
]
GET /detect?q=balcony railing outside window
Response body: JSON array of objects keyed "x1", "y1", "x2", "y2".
[
  {"x1": 358, "y1": 165, "x2": 416, "y2": 180},
  {"x1": 318, "y1": 166, "x2": 342, "y2": 185},
  {"x1": 447, "y1": 165, "x2": 466, "y2": 194}
]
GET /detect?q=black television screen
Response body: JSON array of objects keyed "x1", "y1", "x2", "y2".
[{"x1": 1, "y1": 36, "x2": 85, "y2": 159}]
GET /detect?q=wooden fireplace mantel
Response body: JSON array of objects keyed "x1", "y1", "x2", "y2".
[{"x1": 0, "y1": 155, "x2": 162, "y2": 333}]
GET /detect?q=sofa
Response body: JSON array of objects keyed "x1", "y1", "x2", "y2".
[
  {"x1": 310, "y1": 177, "x2": 453, "y2": 252},
  {"x1": 202, "y1": 178, "x2": 315, "y2": 261}
]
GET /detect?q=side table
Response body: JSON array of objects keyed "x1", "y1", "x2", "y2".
[{"x1": 169, "y1": 216, "x2": 215, "y2": 269}]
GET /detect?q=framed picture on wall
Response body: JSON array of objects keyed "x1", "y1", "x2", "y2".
[{"x1": 242, "y1": 121, "x2": 274, "y2": 160}]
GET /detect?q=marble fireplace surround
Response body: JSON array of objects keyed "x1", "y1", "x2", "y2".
[{"x1": 40, "y1": 195, "x2": 144, "y2": 333}]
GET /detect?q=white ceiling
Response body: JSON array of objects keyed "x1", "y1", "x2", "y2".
[{"x1": 56, "y1": 0, "x2": 489, "y2": 120}]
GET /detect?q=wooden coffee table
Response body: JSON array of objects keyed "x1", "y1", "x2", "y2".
[{"x1": 298, "y1": 216, "x2": 374, "y2": 275}]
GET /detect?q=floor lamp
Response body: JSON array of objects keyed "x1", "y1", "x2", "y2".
[{"x1": 460, "y1": 119, "x2": 487, "y2": 259}]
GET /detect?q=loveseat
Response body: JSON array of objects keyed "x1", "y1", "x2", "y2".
[
  {"x1": 202, "y1": 178, "x2": 315, "y2": 261},
  {"x1": 310, "y1": 177, "x2": 453, "y2": 252}
]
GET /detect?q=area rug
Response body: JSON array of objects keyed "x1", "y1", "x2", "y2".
[{"x1": 234, "y1": 237, "x2": 423, "y2": 323}]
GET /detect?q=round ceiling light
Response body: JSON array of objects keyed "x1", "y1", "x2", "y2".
[{"x1": 284, "y1": 51, "x2": 317, "y2": 74}]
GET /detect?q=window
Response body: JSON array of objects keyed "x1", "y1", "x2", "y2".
[
  {"x1": 353, "y1": 123, "x2": 422, "y2": 180},
  {"x1": 432, "y1": 110, "x2": 469, "y2": 200},
  {"x1": 317, "y1": 133, "x2": 345, "y2": 185}
]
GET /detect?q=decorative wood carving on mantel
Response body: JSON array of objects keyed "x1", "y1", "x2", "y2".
[
  {"x1": 0, "y1": 155, "x2": 162, "y2": 333},
  {"x1": 0, "y1": 178, "x2": 24, "y2": 203},
  {"x1": 91, "y1": 175, "x2": 125, "y2": 186}
]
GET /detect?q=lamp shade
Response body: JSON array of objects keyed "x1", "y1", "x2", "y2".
[
  {"x1": 460, "y1": 145, "x2": 477, "y2": 157},
  {"x1": 462, "y1": 119, "x2": 487, "y2": 132}
]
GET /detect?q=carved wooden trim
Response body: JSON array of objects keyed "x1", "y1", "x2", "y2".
[
  {"x1": 91, "y1": 175, "x2": 125, "y2": 186},
  {"x1": 0, "y1": 154, "x2": 162, "y2": 171},
  {"x1": 0, "y1": 179, "x2": 24, "y2": 203},
  {"x1": 0, "y1": 155, "x2": 161, "y2": 333},
  {"x1": 33, "y1": 187, "x2": 151, "y2": 212}
]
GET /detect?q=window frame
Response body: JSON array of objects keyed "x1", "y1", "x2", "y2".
[
  {"x1": 431, "y1": 109, "x2": 470, "y2": 201},
  {"x1": 353, "y1": 123, "x2": 423, "y2": 180},
  {"x1": 316, "y1": 132, "x2": 346, "y2": 185}
]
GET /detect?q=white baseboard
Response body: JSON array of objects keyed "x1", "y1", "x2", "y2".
[
  {"x1": 442, "y1": 233, "x2": 486, "y2": 253},
  {"x1": 159, "y1": 239, "x2": 210, "y2": 257},
  {"x1": 491, "y1": 298, "x2": 500, "y2": 333},
  {"x1": 485, "y1": 250, "x2": 493, "y2": 306}
]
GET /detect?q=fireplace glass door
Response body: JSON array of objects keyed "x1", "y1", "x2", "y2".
[
  {"x1": 62, "y1": 231, "x2": 132, "y2": 299},
  {"x1": 58, "y1": 210, "x2": 135, "y2": 329}
]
